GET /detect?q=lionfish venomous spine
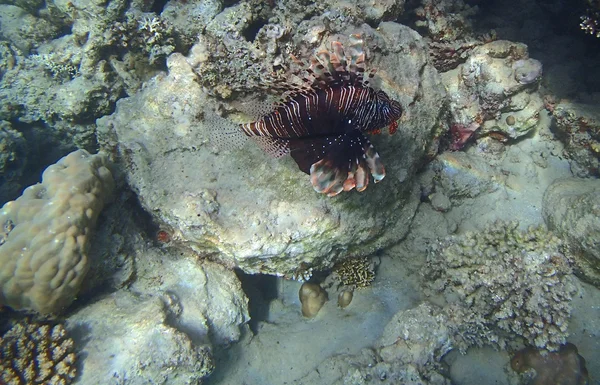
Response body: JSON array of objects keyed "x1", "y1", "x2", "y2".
[{"x1": 223, "y1": 35, "x2": 402, "y2": 196}]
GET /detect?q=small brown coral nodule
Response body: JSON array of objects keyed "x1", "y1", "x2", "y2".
[{"x1": 511, "y1": 343, "x2": 589, "y2": 385}]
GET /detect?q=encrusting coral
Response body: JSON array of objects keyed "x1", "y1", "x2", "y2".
[
  {"x1": 0, "y1": 320, "x2": 77, "y2": 385},
  {"x1": 0, "y1": 149, "x2": 114, "y2": 314},
  {"x1": 511, "y1": 343, "x2": 589, "y2": 385},
  {"x1": 423, "y1": 221, "x2": 577, "y2": 351}
]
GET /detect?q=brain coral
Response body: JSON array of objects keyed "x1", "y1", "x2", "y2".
[
  {"x1": 423, "y1": 221, "x2": 577, "y2": 351},
  {"x1": 0, "y1": 149, "x2": 114, "y2": 314}
]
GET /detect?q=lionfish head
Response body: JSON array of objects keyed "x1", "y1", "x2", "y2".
[{"x1": 373, "y1": 90, "x2": 403, "y2": 129}]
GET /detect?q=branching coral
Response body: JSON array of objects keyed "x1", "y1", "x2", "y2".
[
  {"x1": 107, "y1": 13, "x2": 176, "y2": 65},
  {"x1": 0, "y1": 321, "x2": 77, "y2": 385},
  {"x1": 423, "y1": 221, "x2": 578, "y2": 351},
  {"x1": 332, "y1": 256, "x2": 376, "y2": 289}
]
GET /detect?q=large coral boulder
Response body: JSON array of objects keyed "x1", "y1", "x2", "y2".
[{"x1": 97, "y1": 22, "x2": 446, "y2": 276}]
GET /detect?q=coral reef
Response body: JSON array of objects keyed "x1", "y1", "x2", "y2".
[
  {"x1": 337, "y1": 290, "x2": 354, "y2": 308},
  {"x1": 0, "y1": 150, "x2": 114, "y2": 314},
  {"x1": 96, "y1": 22, "x2": 447, "y2": 277},
  {"x1": 549, "y1": 102, "x2": 600, "y2": 177},
  {"x1": 423, "y1": 221, "x2": 577, "y2": 351},
  {"x1": 543, "y1": 178, "x2": 600, "y2": 287},
  {"x1": 413, "y1": 0, "x2": 478, "y2": 42},
  {"x1": 580, "y1": 0, "x2": 600, "y2": 38},
  {"x1": 0, "y1": 321, "x2": 77, "y2": 385},
  {"x1": 511, "y1": 343, "x2": 589, "y2": 385}
]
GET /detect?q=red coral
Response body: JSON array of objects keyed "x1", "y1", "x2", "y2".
[{"x1": 449, "y1": 122, "x2": 479, "y2": 150}]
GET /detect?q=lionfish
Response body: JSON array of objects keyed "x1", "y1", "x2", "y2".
[{"x1": 213, "y1": 34, "x2": 403, "y2": 197}]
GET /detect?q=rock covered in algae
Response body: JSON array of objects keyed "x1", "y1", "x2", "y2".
[
  {"x1": 294, "y1": 303, "x2": 452, "y2": 385},
  {"x1": 543, "y1": 177, "x2": 600, "y2": 287},
  {"x1": 378, "y1": 303, "x2": 453, "y2": 368},
  {"x1": 423, "y1": 221, "x2": 577, "y2": 351},
  {"x1": 96, "y1": 22, "x2": 447, "y2": 277},
  {"x1": 67, "y1": 290, "x2": 215, "y2": 384},
  {"x1": 441, "y1": 40, "x2": 544, "y2": 141},
  {"x1": 549, "y1": 102, "x2": 600, "y2": 177},
  {"x1": 511, "y1": 343, "x2": 589, "y2": 385},
  {"x1": 0, "y1": 321, "x2": 77, "y2": 385}
]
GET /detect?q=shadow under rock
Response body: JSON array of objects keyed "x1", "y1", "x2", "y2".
[{"x1": 235, "y1": 270, "x2": 279, "y2": 335}]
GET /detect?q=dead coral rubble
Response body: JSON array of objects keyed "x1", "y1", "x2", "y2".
[
  {"x1": 0, "y1": 321, "x2": 77, "y2": 385},
  {"x1": 423, "y1": 221, "x2": 577, "y2": 351}
]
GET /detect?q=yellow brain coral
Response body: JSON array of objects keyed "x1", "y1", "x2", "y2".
[{"x1": 0, "y1": 149, "x2": 114, "y2": 314}]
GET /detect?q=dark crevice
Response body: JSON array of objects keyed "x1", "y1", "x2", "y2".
[
  {"x1": 150, "y1": 0, "x2": 169, "y2": 14},
  {"x1": 242, "y1": 18, "x2": 268, "y2": 42},
  {"x1": 234, "y1": 270, "x2": 279, "y2": 334}
]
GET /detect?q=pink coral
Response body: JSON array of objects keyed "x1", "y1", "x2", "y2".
[{"x1": 449, "y1": 122, "x2": 479, "y2": 150}]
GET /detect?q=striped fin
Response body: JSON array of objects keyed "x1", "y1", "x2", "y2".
[
  {"x1": 287, "y1": 131, "x2": 385, "y2": 196},
  {"x1": 252, "y1": 137, "x2": 290, "y2": 158}
]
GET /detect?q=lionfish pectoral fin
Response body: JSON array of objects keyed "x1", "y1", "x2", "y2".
[
  {"x1": 294, "y1": 132, "x2": 385, "y2": 196},
  {"x1": 310, "y1": 159, "x2": 347, "y2": 196},
  {"x1": 252, "y1": 136, "x2": 291, "y2": 158},
  {"x1": 364, "y1": 144, "x2": 385, "y2": 183},
  {"x1": 204, "y1": 110, "x2": 250, "y2": 150}
]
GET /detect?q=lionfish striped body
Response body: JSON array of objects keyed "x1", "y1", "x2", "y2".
[{"x1": 241, "y1": 35, "x2": 402, "y2": 196}]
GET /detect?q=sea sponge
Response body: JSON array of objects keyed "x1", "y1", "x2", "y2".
[
  {"x1": 299, "y1": 282, "x2": 327, "y2": 318},
  {"x1": 0, "y1": 320, "x2": 77, "y2": 385},
  {"x1": 0, "y1": 149, "x2": 114, "y2": 314},
  {"x1": 424, "y1": 221, "x2": 577, "y2": 351},
  {"x1": 511, "y1": 343, "x2": 589, "y2": 385}
]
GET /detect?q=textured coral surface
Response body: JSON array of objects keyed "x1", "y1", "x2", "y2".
[
  {"x1": 0, "y1": 150, "x2": 114, "y2": 314},
  {"x1": 424, "y1": 221, "x2": 577, "y2": 351},
  {"x1": 0, "y1": 321, "x2": 77, "y2": 385}
]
